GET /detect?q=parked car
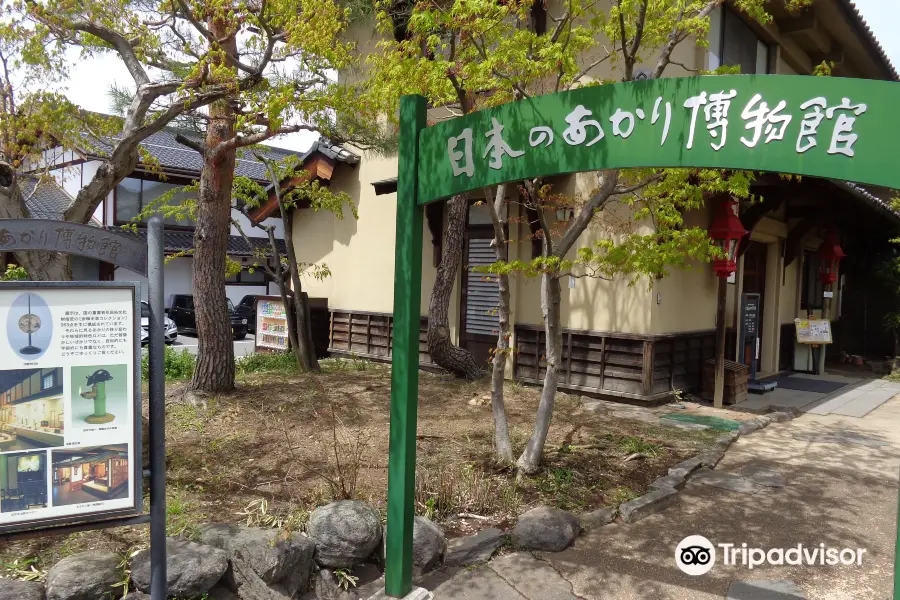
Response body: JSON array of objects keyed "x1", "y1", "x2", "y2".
[
  {"x1": 141, "y1": 301, "x2": 178, "y2": 345},
  {"x1": 234, "y1": 295, "x2": 260, "y2": 334},
  {"x1": 168, "y1": 294, "x2": 248, "y2": 340}
]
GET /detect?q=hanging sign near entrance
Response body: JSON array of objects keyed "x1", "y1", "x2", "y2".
[
  {"x1": 418, "y1": 74, "x2": 900, "y2": 204},
  {"x1": 795, "y1": 318, "x2": 833, "y2": 344},
  {"x1": 0, "y1": 282, "x2": 142, "y2": 533}
]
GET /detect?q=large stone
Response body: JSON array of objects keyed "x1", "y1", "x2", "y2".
[
  {"x1": 132, "y1": 538, "x2": 229, "y2": 598},
  {"x1": 314, "y1": 568, "x2": 358, "y2": 600},
  {"x1": 698, "y1": 449, "x2": 726, "y2": 469},
  {"x1": 649, "y1": 473, "x2": 686, "y2": 491},
  {"x1": 691, "y1": 471, "x2": 760, "y2": 495},
  {"x1": 444, "y1": 528, "x2": 507, "y2": 567},
  {"x1": 122, "y1": 594, "x2": 151, "y2": 600},
  {"x1": 668, "y1": 456, "x2": 703, "y2": 479},
  {"x1": 199, "y1": 523, "x2": 316, "y2": 595},
  {"x1": 0, "y1": 579, "x2": 45, "y2": 600},
  {"x1": 767, "y1": 411, "x2": 793, "y2": 423},
  {"x1": 739, "y1": 421, "x2": 761, "y2": 435},
  {"x1": 727, "y1": 579, "x2": 806, "y2": 599},
  {"x1": 411, "y1": 517, "x2": 446, "y2": 573},
  {"x1": 578, "y1": 507, "x2": 616, "y2": 531},
  {"x1": 308, "y1": 501, "x2": 384, "y2": 568},
  {"x1": 619, "y1": 488, "x2": 678, "y2": 524},
  {"x1": 46, "y1": 552, "x2": 120, "y2": 600},
  {"x1": 511, "y1": 506, "x2": 580, "y2": 552}
]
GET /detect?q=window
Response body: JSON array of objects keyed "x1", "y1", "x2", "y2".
[
  {"x1": 115, "y1": 177, "x2": 195, "y2": 228},
  {"x1": 174, "y1": 296, "x2": 194, "y2": 310},
  {"x1": 800, "y1": 252, "x2": 824, "y2": 311},
  {"x1": 42, "y1": 372, "x2": 55, "y2": 390},
  {"x1": 709, "y1": 7, "x2": 771, "y2": 74},
  {"x1": 239, "y1": 296, "x2": 256, "y2": 309},
  {"x1": 226, "y1": 265, "x2": 269, "y2": 285}
]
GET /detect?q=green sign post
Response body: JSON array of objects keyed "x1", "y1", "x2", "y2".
[{"x1": 385, "y1": 75, "x2": 900, "y2": 597}]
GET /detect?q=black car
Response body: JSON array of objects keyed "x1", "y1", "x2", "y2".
[
  {"x1": 235, "y1": 295, "x2": 260, "y2": 334},
  {"x1": 168, "y1": 294, "x2": 248, "y2": 340}
]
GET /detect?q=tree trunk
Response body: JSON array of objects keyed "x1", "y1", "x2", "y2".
[
  {"x1": 189, "y1": 20, "x2": 237, "y2": 394},
  {"x1": 15, "y1": 252, "x2": 72, "y2": 281},
  {"x1": 427, "y1": 193, "x2": 480, "y2": 378},
  {"x1": 0, "y1": 164, "x2": 74, "y2": 281},
  {"x1": 486, "y1": 185, "x2": 513, "y2": 463},
  {"x1": 517, "y1": 272, "x2": 562, "y2": 475},
  {"x1": 266, "y1": 228, "x2": 303, "y2": 364},
  {"x1": 279, "y1": 197, "x2": 319, "y2": 371}
]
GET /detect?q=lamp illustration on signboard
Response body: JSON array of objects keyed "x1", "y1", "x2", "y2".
[
  {"x1": 79, "y1": 369, "x2": 116, "y2": 424},
  {"x1": 17, "y1": 294, "x2": 43, "y2": 355}
]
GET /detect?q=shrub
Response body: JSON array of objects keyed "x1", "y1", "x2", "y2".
[{"x1": 141, "y1": 346, "x2": 196, "y2": 381}]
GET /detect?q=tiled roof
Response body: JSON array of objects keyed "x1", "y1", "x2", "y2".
[
  {"x1": 20, "y1": 175, "x2": 102, "y2": 226},
  {"x1": 84, "y1": 127, "x2": 359, "y2": 183},
  {"x1": 21, "y1": 175, "x2": 74, "y2": 220},
  {"x1": 833, "y1": 180, "x2": 900, "y2": 224},
  {"x1": 111, "y1": 226, "x2": 287, "y2": 257},
  {"x1": 840, "y1": 0, "x2": 899, "y2": 81}
]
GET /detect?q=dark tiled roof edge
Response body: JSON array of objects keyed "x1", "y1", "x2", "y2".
[{"x1": 839, "y1": 0, "x2": 899, "y2": 81}]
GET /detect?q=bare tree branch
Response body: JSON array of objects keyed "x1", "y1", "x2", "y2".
[{"x1": 555, "y1": 170, "x2": 618, "y2": 258}]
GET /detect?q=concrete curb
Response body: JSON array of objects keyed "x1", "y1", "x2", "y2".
[{"x1": 619, "y1": 410, "x2": 797, "y2": 525}]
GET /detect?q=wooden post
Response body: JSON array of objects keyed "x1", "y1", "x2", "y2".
[
  {"x1": 642, "y1": 340, "x2": 654, "y2": 397},
  {"x1": 385, "y1": 94, "x2": 426, "y2": 598},
  {"x1": 713, "y1": 275, "x2": 728, "y2": 408}
]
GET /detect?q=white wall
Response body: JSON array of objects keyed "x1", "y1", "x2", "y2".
[
  {"x1": 115, "y1": 256, "x2": 194, "y2": 305},
  {"x1": 232, "y1": 210, "x2": 284, "y2": 239}
]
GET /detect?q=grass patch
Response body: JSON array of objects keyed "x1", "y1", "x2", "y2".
[
  {"x1": 167, "y1": 489, "x2": 205, "y2": 539},
  {"x1": 319, "y1": 356, "x2": 375, "y2": 373},
  {"x1": 606, "y1": 485, "x2": 641, "y2": 505},
  {"x1": 236, "y1": 351, "x2": 300, "y2": 375},
  {"x1": 617, "y1": 435, "x2": 663, "y2": 457},
  {"x1": 141, "y1": 345, "x2": 196, "y2": 381},
  {"x1": 415, "y1": 463, "x2": 522, "y2": 521}
]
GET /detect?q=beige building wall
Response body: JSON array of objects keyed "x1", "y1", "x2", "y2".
[{"x1": 292, "y1": 154, "x2": 458, "y2": 334}]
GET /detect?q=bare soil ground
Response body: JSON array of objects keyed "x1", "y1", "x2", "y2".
[{"x1": 0, "y1": 360, "x2": 720, "y2": 579}]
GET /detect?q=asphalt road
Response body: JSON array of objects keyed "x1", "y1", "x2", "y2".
[{"x1": 169, "y1": 333, "x2": 257, "y2": 357}]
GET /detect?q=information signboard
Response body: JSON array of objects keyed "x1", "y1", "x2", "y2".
[
  {"x1": 795, "y1": 319, "x2": 833, "y2": 344},
  {"x1": 0, "y1": 282, "x2": 141, "y2": 533},
  {"x1": 742, "y1": 295, "x2": 760, "y2": 338},
  {"x1": 255, "y1": 296, "x2": 290, "y2": 352}
]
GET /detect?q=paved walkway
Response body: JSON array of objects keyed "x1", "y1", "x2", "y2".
[
  {"x1": 426, "y1": 393, "x2": 900, "y2": 599},
  {"x1": 734, "y1": 373, "x2": 900, "y2": 418}
]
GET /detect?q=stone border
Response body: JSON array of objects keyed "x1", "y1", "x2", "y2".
[
  {"x1": 14, "y1": 411, "x2": 799, "y2": 600},
  {"x1": 618, "y1": 411, "x2": 796, "y2": 524}
]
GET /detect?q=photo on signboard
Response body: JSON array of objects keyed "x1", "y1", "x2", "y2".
[
  {"x1": 0, "y1": 451, "x2": 49, "y2": 512},
  {"x1": 51, "y1": 445, "x2": 129, "y2": 506},
  {"x1": 5, "y1": 292, "x2": 53, "y2": 360},
  {"x1": 0, "y1": 368, "x2": 65, "y2": 451},
  {"x1": 69, "y1": 364, "x2": 128, "y2": 430}
]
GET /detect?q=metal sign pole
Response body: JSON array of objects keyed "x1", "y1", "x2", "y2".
[{"x1": 147, "y1": 217, "x2": 167, "y2": 600}]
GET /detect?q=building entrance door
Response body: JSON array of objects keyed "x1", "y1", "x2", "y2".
[{"x1": 742, "y1": 242, "x2": 768, "y2": 368}]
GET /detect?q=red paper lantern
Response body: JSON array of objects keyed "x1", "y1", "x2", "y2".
[
  {"x1": 708, "y1": 198, "x2": 748, "y2": 278},
  {"x1": 817, "y1": 231, "x2": 845, "y2": 286}
]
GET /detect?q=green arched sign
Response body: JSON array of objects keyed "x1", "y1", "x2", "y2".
[
  {"x1": 416, "y1": 74, "x2": 897, "y2": 204},
  {"x1": 384, "y1": 75, "x2": 900, "y2": 598}
]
